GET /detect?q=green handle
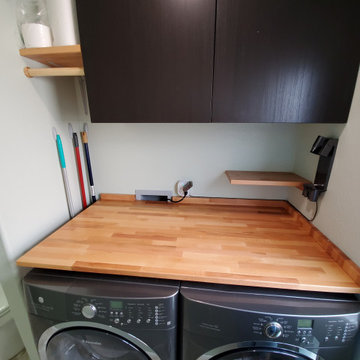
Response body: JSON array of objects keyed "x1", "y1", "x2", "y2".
[{"x1": 56, "y1": 135, "x2": 66, "y2": 168}]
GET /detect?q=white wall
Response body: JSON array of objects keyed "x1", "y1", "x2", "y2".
[
  {"x1": 0, "y1": 1, "x2": 86, "y2": 358},
  {"x1": 289, "y1": 70, "x2": 360, "y2": 266},
  {"x1": 84, "y1": 122, "x2": 297, "y2": 200},
  {"x1": 0, "y1": 16, "x2": 85, "y2": 262}
]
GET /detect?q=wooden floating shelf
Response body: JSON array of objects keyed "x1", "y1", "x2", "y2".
[
  {"x1": 19, "y1": 45, "x2": 84, "y2": 78},
  {"x1": 225, "y1": 170, "x2": 311, "y2": 189}
]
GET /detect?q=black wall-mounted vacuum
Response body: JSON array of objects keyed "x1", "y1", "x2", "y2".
[{"x1": 302, "y1": 136, "x2": 338, "y2": 202}]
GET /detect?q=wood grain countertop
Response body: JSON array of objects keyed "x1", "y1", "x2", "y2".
[{"x1": 17, "y1": 194, "x2": 360, "y2": 293}]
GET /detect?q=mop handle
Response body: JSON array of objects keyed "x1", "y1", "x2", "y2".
[
  {"x1": 56, "y1": 135, "x2": 75, "y2": 218},
  {"x1": 73, "y1": 133, "x2": 87, "y2": 209},
  {"x1": 81, "y1": 131, "x2": 96, "y2": 203}
]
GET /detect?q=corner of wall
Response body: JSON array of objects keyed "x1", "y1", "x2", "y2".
[{"x1": 288, "y1": 69, "x2": 360, "y2": 266}]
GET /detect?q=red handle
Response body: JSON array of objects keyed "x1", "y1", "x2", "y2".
[{"x1": 75, "y1": 146, "x2": 87, "y2": 209}]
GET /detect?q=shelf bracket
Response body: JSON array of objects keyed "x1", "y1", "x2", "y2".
[{"x1": 24, "y1": 66, "x2": 85, "y2": 78}]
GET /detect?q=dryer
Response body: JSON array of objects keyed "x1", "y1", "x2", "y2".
[
  {"x1": 181, "y1": 282, "x2": 360, "y2": 360},
  {"x1": 24, "y1": 269, "x2": 179, "y2": 360}
]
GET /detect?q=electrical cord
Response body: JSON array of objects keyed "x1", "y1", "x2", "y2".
[
  {"x1": 290, "y1": 199, "x2": 319, "y2": 222},
  {"x1": 169, "y1": 191, "x2": 188, "y2": 203},
  {"x1": 308, "y1": 200, "x2": 318, "y2": 222}
]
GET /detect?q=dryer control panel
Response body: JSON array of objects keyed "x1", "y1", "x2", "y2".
[
  {"x1": 67, "y1": 295, "x2": 175, "y2": 330},
  {"x1": 24, "y1": 271, "x2": 179, "y2": 331}
]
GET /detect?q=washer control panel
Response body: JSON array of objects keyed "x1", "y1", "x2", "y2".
[
  {"x1": 251, "y1": 314, "x2": 359, "y2": 347},
  {"x1": 67, "y1": 295, "x2": 175, "y2": 329}
]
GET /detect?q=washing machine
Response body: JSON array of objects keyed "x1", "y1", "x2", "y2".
[
  {"x1": 23, "y1": 269, "x2": 179, "y2": 360},
  {"x1": 181, "y1": 282, "x2": 360, "y2": 360}
]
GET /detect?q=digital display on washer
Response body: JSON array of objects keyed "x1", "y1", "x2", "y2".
[
  {"x1": 110, "y1": 301, "x2": 123, "y2": 309},
  {"x1": 297, "y1": 319, "x2": 313, "y2": 328}
]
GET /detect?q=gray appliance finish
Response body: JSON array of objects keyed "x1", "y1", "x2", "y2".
[
  {"x1": 181, "y1": 283, "x2": 360, "y2": 360},
  {"x1": 24, "y1": 270, "x2": 179, "y2": 360}
]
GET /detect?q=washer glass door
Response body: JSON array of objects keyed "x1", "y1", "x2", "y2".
[
  {"x1": 45, "y1": 328, "x2": 150, "y2": 360},
  {"x1": 215, "y1": 348, "x2": 312, "y2": 359}
]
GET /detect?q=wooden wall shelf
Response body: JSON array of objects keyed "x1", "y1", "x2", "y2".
[
  {"x1": 225, "y1": 170, "x2": 311, "y2": 189},
  {"x1": 19, "y1": 45, "x2": 84, "y2": 78}
]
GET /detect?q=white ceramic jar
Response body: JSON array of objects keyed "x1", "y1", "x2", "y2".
[{"x1": 46, "y1": 0, "x2": 80, "y2": 46}]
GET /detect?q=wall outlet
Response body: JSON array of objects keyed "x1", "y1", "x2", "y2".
[
  {"x1": 135, "y1": 189, "x2": 172, "y2": 201},
  {"x1": 176, "y1": 180, "x2": 193, "y2": 197}
]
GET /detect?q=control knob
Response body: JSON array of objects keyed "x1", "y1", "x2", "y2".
[
  {"x1": 301, "y1": 337, "x2": 308, "y2": 344},
  {"x1": 82, "y1": 304, "x2": 97, "y2": 319},
  {"x1": 264, "y1": 322, "x2": 283, "y2": 339}
]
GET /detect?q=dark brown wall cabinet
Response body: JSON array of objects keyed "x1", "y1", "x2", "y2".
[
  {"x1": 76, "y1": 0, "x2": 359, "y2": 123},
  {"x1": 76, "y1": 0, "x2": 216, "y2": 123},
  {"x1": 213, "y1": 0, "x2": 360, "y2": 123}
]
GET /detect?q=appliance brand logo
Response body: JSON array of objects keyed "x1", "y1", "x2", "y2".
[{"x1": 82, "y1": 340, "x2": 102, "y2": 346}]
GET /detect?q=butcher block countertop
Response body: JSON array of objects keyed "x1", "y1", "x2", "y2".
[{"x1": 17, "y1": 194, "x2": 360, "y2": 293}]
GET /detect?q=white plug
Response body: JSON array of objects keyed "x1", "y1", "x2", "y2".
[{"x1": 176, "y1": 180, "x2": 193, "y2": 197}]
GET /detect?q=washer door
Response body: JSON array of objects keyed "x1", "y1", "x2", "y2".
[
  {"x1": 214, "y1": 348, "x2": 312, "y2": 359},
  {"x1": 38, "y1": 322, "x2": 161, "y2": 360},
  {"x1": 196, "y1": 342, "x2": 322, "y2": 360},
  {"x1": 45, "y1": 328, "x2": 149, "y2": 360}
]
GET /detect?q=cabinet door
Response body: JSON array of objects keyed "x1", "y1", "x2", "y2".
[
  {"x1": 76, "y1": 0, "x2": 215, "y2": 123},
  {"x1": 212, "y1": 0, "x2": 360, "y2": 123}
]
